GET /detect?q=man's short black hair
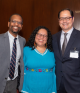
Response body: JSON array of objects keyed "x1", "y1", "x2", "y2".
[
  {"x1": 9, "y1": 13, "x2": 23, "y2": 24},
  {"x1": 58, "y1": 8, "x2": 74, "y2": 19}
]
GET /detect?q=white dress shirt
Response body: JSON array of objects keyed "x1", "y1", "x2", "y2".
[
  {"x1": 7, "y1": 31, "x2": 21, "y2": 80},
  {"x1": 60, "y1": 27, "x2": 74, "y2": 50}
]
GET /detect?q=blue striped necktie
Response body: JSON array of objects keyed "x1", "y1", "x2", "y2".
[{"x1": 9, "y1": 38, "x2": 17, "y2": 79}]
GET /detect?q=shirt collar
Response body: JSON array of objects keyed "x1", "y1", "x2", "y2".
[
  {"x1": 62, "y1": 27, "x2": 74, "y2": 35},
  {"x1": 8, "y1": 31, "x2": 18, "y2": 39}
]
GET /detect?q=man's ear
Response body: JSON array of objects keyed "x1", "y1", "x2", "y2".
[
  {"x1": 21, "y1": 25, "x2": 23, "y2": 30},
  {"x1": 8, "y1": 22, "x2": 10, "y2": 27},
  {"x1": 72, "y1": 17, "x2": 74, "y2": 22}
]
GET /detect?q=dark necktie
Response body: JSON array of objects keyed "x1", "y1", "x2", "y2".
[
  {"x1": 9, "y1": 38, "x2": 17, "y2": 79},
  {"x1": 62, "y1": 33, "x2": 67, "y2": 55}
]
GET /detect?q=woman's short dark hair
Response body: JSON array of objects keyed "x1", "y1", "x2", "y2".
[
  {"x1": 25, "y1": 26, "x2": 53, "y2": 52},
  {"x1": 58, "y1": 8, "x2": 74, "y2": 19}
]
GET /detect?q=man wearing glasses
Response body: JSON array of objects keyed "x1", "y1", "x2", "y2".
[
  {"x1": 0, "y1": 14, "x2": 26, "y2": 93},
  {"x1": 52, "y1": 8, "x2": 80, "y2": 93}
]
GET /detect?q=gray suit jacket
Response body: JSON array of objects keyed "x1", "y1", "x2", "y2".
[{"x1": 0, "y1": 32, "x2": 26, "y2": 93}]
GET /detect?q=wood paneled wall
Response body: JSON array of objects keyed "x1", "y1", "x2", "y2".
[{"x1": 0, "y1": 0, "x2": 80, "y2": 41}]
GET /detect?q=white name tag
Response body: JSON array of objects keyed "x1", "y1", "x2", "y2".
[{"x1": 70, "y1": 51, "x2": 79, "y2": 58}]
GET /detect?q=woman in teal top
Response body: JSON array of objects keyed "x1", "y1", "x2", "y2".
[{"x1": 21, "y1": 26, "x2": 56, "y2": 93}]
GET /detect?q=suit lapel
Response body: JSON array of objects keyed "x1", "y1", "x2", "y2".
[
  {"x1": 18, "y1": 35, "x2": 23, "y2": 57},
  {"x1": 57, "y1": 31, "x2": 62, "y2": 58},
  {"x1": 4, "y1": 32, "x2": 10, "y2": 53},
  {"x1": 64, "y1": 29, "x2": 78, "y2": 56},
  {"x1": 4, "y1": 32, "x2": 10, "y2": 66}
]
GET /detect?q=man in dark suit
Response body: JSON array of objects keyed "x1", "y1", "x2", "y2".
[
  {"x1": 52, "y1": 8, "x2": 80, "y2": 93},
  {"x1": 0, "y1": 14, "x2": 26, "y2": 93}
]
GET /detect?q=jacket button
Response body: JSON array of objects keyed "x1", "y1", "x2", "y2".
[{"x1": 5, "y1": 78, "x2": 7, "y2": 79}]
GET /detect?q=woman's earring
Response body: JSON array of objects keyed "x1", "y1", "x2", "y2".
[
  {"x1": 34, "y1": 42, "x2": 37, "y2": 47},
  {"x1": 45, "y1": 43, "x2": 47, "y2": 48}
]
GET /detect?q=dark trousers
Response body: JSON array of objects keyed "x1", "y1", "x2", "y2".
[
  {"x1": 3, "y1": 78, "x2": 17, "y2": 93},
  {"x1": 57, "y1": 77, "x2": 67, "y2": 93}
]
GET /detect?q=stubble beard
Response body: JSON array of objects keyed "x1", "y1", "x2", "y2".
[{"x1": 11, "y1": 26, "x2": 21, "y2": 34}]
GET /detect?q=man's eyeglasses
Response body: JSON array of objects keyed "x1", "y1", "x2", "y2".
[
  {"x1": 59, "y1": 17, "x2": 72, "y2": 21},
  {"x1": 37, "y1": 33, "x2": 48, "y2": 39},
  {"x1": 11, "y1": 20, "x2": 22, "y2": 25}
]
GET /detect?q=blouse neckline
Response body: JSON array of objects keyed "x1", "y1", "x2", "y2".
[{"x1": 34, "y1": 48, "x2": 48, "y2": 56}]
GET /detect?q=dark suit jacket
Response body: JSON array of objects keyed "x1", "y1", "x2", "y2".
[
  {"x1": 52, "y1": 28, "x2": 80, "y2": 93},
  {"x1": 0, "y1": 32, "x2": 26, "y2": 93}
]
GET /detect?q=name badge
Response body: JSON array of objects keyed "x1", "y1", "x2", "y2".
[{"x1": 70, "y1": 50, "x2": 79, "y2": 58}]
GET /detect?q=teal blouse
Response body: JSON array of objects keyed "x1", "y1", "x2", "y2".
[{"x1": 22, "y1": 46, "x2": 56, "y2": 93}]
